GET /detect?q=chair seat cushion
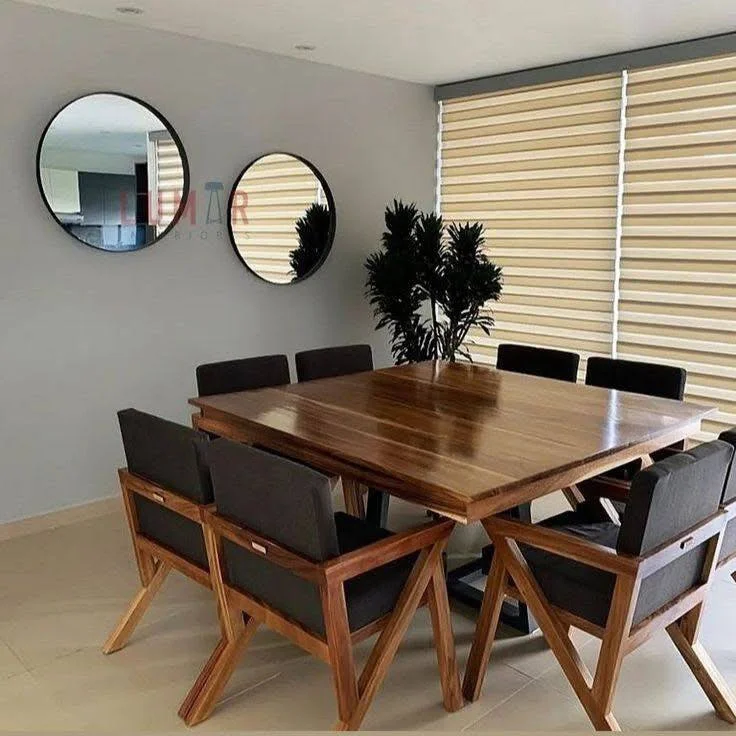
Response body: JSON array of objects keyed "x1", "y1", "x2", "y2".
[{"x1": 337, "y1": 512, "x2": 418, "y2": 632}]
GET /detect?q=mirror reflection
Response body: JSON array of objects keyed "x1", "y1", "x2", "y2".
[
  {"x1": 228, "y1": 153, "x2": 335, "y2": 284},
  {"x1": 37, "y1": 93, "x2": 189, "y2": 251}
]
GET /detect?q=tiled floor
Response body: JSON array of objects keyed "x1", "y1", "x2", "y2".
[{"x1": 1, "y1": 496, "x2": 735, "y2": 731}]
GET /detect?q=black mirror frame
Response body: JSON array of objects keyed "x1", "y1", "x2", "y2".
[
  {"x1": 36, "y1": 91, "x2": 191, "y2": 253},
  {"x1": 226, "y1": 152, "x2": 336, "y2": 285}
]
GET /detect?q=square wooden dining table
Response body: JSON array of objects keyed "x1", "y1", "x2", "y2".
[
  {"x1": 190, "y1": 359, "x2": 714, "y2": 636},
  {"x1": 190, "y1": 360, "x2": 713, "y2": 524}
]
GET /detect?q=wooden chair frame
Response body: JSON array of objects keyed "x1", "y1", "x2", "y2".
[
  {"x1": 463, "y1": 510, "x2": 736, "y2": 731},
  {"x1": 178, "y1": 512, "x2": 462, "y2": 730},
  {"x1": 102, "y1": 468, "x2": 214, "y2": 654}
]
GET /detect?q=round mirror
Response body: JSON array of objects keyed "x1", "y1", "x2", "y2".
[
  {"x1": 228, "y1": 153, "x2": 335, "y2": 284},
  {"x1": 37, "y1": 93, "x2": 189, "y2": 251}
]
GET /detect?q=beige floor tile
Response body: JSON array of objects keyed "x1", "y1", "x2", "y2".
[
  {"x1": 0, "y1": 671, "x2": 79, "y2": 729},
  {"x1": 0, "y1": 639, "x2": 26, "y2": 680},
  {"x1": 463, "y1": 677, "x2": 595, "y2": 731},
  {"x1": 537, "y1": 611, "x2": 736, "y2": 731}
]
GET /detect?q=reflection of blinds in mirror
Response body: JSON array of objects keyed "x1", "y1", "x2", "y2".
[
  {"x1": 439, "y1": 75, "x2": 622, "y2": 378},
  {"x1": 150, "y1": 133, "x2": 184, "y2": 234},
  {"x1": 231, "y1": 154, "x2": 324, "y2": 284},
  {"x1": 619, "y1": 54, "x2": 736, "y2": 438}
]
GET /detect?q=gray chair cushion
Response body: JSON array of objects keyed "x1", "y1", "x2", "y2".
[
  {"x1": 210, "y1": 439, "x2": 339, "y2": 561},
  {"x1": 196, "y1": 354, "x2": 290, "y2": 397},
  {"x1": 295, "y1": 344, "x2": 373, "y2": 382},
  {"x1": 585, "y1": 357, "x2": 686, "y2": 400},
  {"x1": 117, "y1": 408, "x2": 212, "y2": 504},
  {"x1": 617, "y1": 440, "x2": 732, "y2": 556},
  {"x1": 496, "y1": 343, "x2": 579, "y2": 383},
  {"x1": 717, "y1": 429, "x2": 736, "y2": 505},
  {"x1": 134, "y1": 495, "x2": 208, "y2": 569},
  {"x1": 224, "y1": 512, "x2": 416, "y2": 636},
  {"x1": 720, "y1": 512, "x2": 736, "y2": 565}
]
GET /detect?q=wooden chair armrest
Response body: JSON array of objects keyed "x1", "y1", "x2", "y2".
[
  {"x1": 638, "y1": 510, "x2": 728, "y2": 578},
  {"x1": 119, "y1": 468, "x2": 204, "y2": 524},
  {"x1": 323, "y1": 519, "x2": 455, "y2": 583},
  {"x1": 484, "y1": 514, "x2": 639, "y2": 576}
]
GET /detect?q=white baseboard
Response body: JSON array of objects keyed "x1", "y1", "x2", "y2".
[{"x1": 0, "y1": 495, "x2": 121, "y2": 543}]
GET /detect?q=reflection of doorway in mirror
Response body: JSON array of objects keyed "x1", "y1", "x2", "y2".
[
  {"x1": 231, "y1": 153, "x2": 324, "y2": 284},
  {"x1": 37, "y1": 93, "x2": 188, "y2": 252}
]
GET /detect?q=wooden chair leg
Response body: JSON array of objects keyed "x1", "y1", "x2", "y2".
[
  {"x1": 667, "y1": 615, "x2": 736, "y2": 724},
  {"x1": 344, "y1": 541, "x2": 445, "y2": 730},
  {"x1": 590, "y1": 575, "x2": 640, "y2": 731},
  {"x1": 462, "y1": 550, "x2": 506, "y2": 702},
  {"x1": 102, "y1": 561, "x2": 171, "y2": 654},
  {"x1": 426, "y1": 563, "x2": 463, "y2": 712},
  {"x1": 181, "y1": 617, "x2": 259, "y2": 726},
  {"x1": 563, "y1": 485, "x2": 585, "y2": 509},
  {"x1": 322, "y1": 582, "x2": 359, "y2": 731},
  {"x1": 492, "y1": 533, "x2": 610, "y2": 730}
]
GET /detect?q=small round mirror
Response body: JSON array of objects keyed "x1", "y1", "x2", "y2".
[
  {"x1": 228, "y1": 153, "x2": 335, "y2": 284},
  {"x1": 37, "y1": 93, "x2": 189, "y2": 251}
]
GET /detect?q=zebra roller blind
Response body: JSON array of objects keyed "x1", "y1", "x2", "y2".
[
  {"x1": 439, "y1": 53, "x2": 736, "y2": 437},
  {"x1": 619, "y1": 54, "x2": 736, "y2": 437},
  {"x1": 439, "y1": 74, "x2": 622, "y2": 377}
]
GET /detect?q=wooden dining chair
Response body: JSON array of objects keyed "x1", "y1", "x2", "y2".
[
  {"x1": 479, "y1": 344, "x2": 581, "y2": 631},
  {"x1": 577, "y1": 357, "x2": 688, "y2": 517},
  {"x1": 465, "y1": 439, "x2": 736, "y2": 731},
  {"x1": 196, "y1": 353, "x2": 290, "y2": 396},
  {"x1": 295, "y1": 343, "x2": 388, "y2": 526},
  {"x1": 496, "y1": 343, "x2": 580, "y2": 383},
  {"x1": 714, "y1": 429, "x2": 736, "y2": 582},
  {"x1": 103, "y1": 409, "x2": 214, "y2": 654},
  {"x1": 178, "y1": 439, "x2": 462, "y2": 730}
]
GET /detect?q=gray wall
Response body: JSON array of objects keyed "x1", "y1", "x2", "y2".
[{"x1": 0, "y1": 0, "x2": 436, "y2": 523}]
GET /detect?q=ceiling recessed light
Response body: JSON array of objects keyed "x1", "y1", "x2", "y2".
[
  {"x1": 115, "y1": 5, "x2": 144, "y2": 15},
  {"x1": 294, "y1": 44, "x2": 316, "y2": 52}
]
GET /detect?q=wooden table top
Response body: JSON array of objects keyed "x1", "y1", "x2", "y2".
[{"x1": 191, "y1": 361, "x2": 714, "y2": 523}]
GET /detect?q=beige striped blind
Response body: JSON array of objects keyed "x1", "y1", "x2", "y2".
[
  {"x1": 231, "y1": 153, "x2": 325, "y2": 284},
  {"x1": 150, "y1": 133, "x2": 185, "y2": 234},
  {"x1": 439, "y1": 75, "x2": 623, "y2": 376},
  {"x1": 619, "y1": 53, "x2": 736, "y2": 438}
]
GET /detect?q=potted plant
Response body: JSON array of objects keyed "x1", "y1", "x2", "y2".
[{"x1": 365, "y1": 200, "x2": 502, "y2": 363}]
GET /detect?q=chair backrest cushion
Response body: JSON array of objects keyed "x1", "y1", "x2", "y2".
[
  {"x1": 208, "y1": 439, "x2": 339, "y2": 635},
  {"x1": 117, "y1": 408, "x2": 212, "y2": 504},
  {"x1": 196, "y1": 354, "x2": 290, "y2": 397},
  {"x1": 718, "y1": 428, "x2": 736, "y2": 505},
  {"x1": 209, "y1": 439, "x2": 339, "y2": 560},
  {"x1": 585, "y1": 356, "x2": 686, "y2": 400},
  {"x1": 619, "y1": 440, "x2": 733, "y2": 625},
  {"x1": 496, "y1": 343, "x2": 579, "y2": 383},
  {"x1": 618, "y1": 440, "x2": 733, "y2": 556},
  {"x1": 295, "y1": 344, "x2": 373, "y2": 382}
]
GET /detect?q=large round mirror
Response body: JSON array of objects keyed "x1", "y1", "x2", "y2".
[
  {"x1": 228, "y1": 153, "x2": 335, "y2": 284},
  {"x1": 37, "y1": 93, "x2": 189, "y2": 251}
]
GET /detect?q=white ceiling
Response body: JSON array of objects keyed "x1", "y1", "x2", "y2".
[{"x1": 15, "y1": 0, "x2": 736, "y2": 85}]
